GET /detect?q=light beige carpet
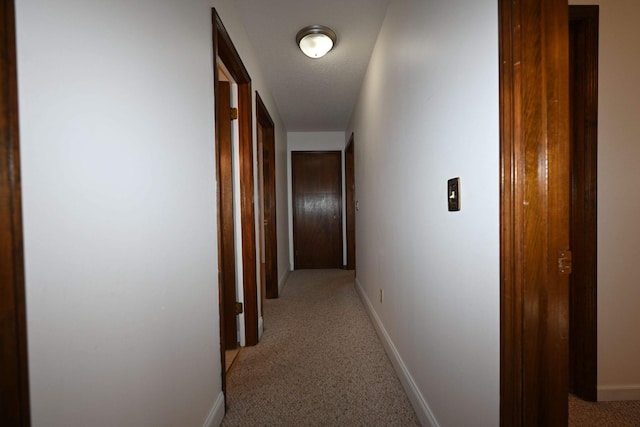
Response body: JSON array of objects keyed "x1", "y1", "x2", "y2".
[
  {"x1": 570, "y1": 394, "x2": 640, "y2": 426},
  {"x1": 222, "y1": 269, "x2": 420, "y2": 426}
]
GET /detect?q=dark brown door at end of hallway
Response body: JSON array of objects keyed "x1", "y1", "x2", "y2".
[{"x1": 292, "y1": 151, "x2": 343, "y2": 269}]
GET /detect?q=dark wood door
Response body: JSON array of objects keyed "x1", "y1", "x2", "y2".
[
  {"x1": 292, "y1": 152, "x2": 343, "y2": 269},
  {"x1": 217, "y1": 80, "x2": 238, "y2": 350},
  {"x1": 256, "y1": 93, "x2": 278, "y2": 299},
  {"x1": 345, "y1": 135, "x2": 356, "y2": 271},
  {"x1": 569, "y1": 5, "x2": 598, "y2": 402}
]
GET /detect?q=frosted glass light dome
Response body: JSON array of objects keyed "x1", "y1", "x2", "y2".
[{"x1": 296, "y1": 25, "x2": 337, "y2": 59}]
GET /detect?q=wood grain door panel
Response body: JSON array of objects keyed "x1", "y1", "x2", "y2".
[{"x1": 292, "y1": 152, "x2": 343, "y2": 269}]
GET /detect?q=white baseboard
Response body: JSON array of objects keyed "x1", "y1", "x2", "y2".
[
  {"x1": 202, "y1": 391, "x2": 225, "y2": 427},
  {"x1": 597, "y1": 385, "x2": 640, "y2": 401},
  {"x1": 258, "y1": 315, "x2": 264, "y2": 340},
  {"x1": 355, "y1": 278, "x2": 439, "y2": 427},
  {"x1": 278, "y1": 269, "x2": 290, "y2": 294}
]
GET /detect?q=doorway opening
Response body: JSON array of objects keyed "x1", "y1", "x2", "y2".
[
  {"x1": 569, "y1": 4, "x2": 599, "y2": 403},
  {"x1": 216, "y1": 63, "x2": 242, "y2": 372},
  {"x1": 345, "y1": 134, "x2": 356, "y2": 271},
  {"x1": 256, "y1": 92, "x2": 278, "y2": 301},
  {"x1": 213, "y1": 8, "x2": 259, "y2": 403}
]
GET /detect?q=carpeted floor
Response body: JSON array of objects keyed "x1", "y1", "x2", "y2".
[
  {"x1": 569, "y1": 394, "x2": 640, "y2": 426},
  {"x1": 221, "y1": 269, "x2": 420, "y2": 426},
  {"x1": 221, "y1": 269, "x2": 640, "y2": 426}
]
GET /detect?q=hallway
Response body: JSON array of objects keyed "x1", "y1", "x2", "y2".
[{"x1": 222, "y1": 270, "x2": 419, "y2": 426}]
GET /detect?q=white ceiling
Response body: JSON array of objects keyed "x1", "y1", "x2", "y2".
[{"x1": 234, "y1": 0, "x2": 391, "y2": 132}]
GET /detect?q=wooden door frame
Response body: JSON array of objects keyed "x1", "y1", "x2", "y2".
[
  {"x1": 499, "y1": 0, "x2": 571, "y2": 424},
  {"x1": 569, "y1": 4, "x2": 598, "y2": 402},
  {"x1": 345, "y1": 134, "x2": 355, "y2": 271},
  {"x1": 255, "y1": 92, "x2": 278, "y2": 299},
  {"x1": 0, "y1": 1, "x2": 31, "y2": 425},
  {"x1": 212, "y1": 9, "x2": 259, "y2": 400}
]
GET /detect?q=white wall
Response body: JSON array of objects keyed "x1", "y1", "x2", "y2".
[
  {"x1": 569, "y1": 0, "x2": 640, "y2": 401},
  {"x1": 287, "y1": 132, "x2": 346, "y2": 270},
  {"x1": 16, "y1": 0, "x2": 289, "y2": 425},
  {"x1": 346, "y1": 0, "x2": 499, "y2": 425}
]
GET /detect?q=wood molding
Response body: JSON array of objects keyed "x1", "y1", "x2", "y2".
[
  {"x1": 499, "y1": 0, "x2": 570, "y2": 424},
  {"x1": 0, "y1": 1, "x2": 31, "y2": 425}
]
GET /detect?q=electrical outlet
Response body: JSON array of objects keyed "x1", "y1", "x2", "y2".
[{"x1": 379, "y1": 289, "x2": 384, "y2": 303}]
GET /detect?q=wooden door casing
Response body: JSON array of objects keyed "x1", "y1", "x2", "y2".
[
  {"x1": 292, "y1": 152, "x2": 343, "y2": 269},
  {"x1": 499, "y1": 0, "x2": 571, "y2": 425}
]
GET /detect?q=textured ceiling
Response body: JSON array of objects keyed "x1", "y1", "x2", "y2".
[{"x1": 234, "y1": 0, "x2": 390, "y2": 132}]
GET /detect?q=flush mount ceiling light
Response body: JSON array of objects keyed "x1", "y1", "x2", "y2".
[{"x1": 296, "y1": 25, "x2": 337, "y2": 59}]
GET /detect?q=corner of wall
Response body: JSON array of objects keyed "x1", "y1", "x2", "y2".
[{"x1": 278, "y1": 269, "x2": 290, "y2": 294}]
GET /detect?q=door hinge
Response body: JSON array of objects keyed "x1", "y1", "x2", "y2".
[
  {"x1": 230, "y1": 108, "x2": 238, "y2": 120},
  {"x1": 235, "y1": 302, "x2": 243, "y2": 314},
  {"x1": 558, "y1": 250, "x2": 572, "y2": 274}
]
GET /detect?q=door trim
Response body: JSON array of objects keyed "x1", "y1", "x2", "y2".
[
  {"x1": 0, "y1": 1, "x2": 31, "y2": 425},
  {"x1": 499, "y1": 0, "x2": 570, "y2": 424}
]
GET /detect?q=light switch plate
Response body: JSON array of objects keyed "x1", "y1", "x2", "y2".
[{"x1": 448, "y1": 177, "x2": 460, "y2": 211}]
